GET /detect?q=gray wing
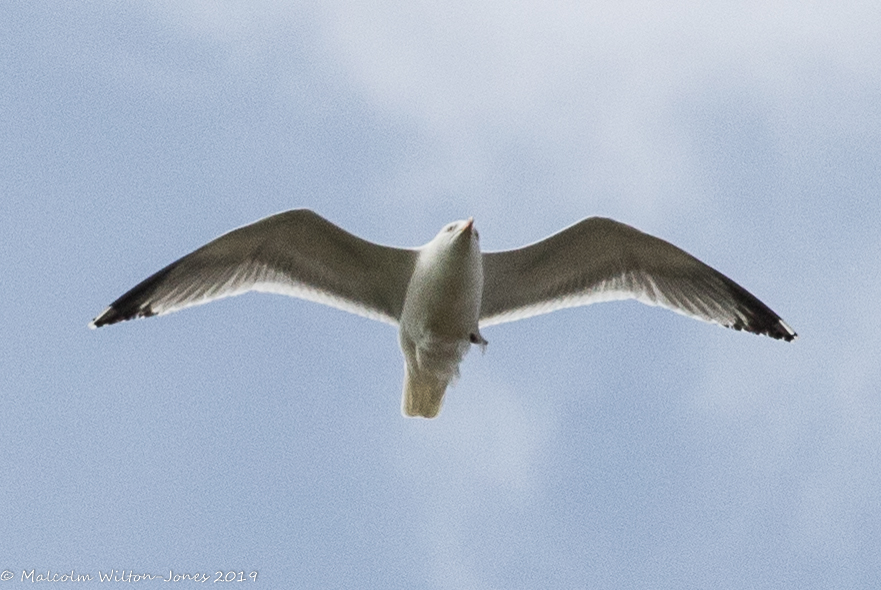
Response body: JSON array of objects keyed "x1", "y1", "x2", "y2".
[
  {"x1": 90, "y1": 209, "x2": 417, "y2": 328},
  {"x1": 480, "y1": 217, "x2": 796, "y2": 341}
]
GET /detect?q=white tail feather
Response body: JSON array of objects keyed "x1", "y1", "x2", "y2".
[{"x1": 402, "y1": 368, "x2": 450, "y2": 418}]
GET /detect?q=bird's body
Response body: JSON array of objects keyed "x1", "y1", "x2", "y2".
[
  {"x1": 398, "y1": 219, "x2": 485, "y2": 417},
  {"x1": 91, "y1": 210, "x2": 796, "y2": 418}
]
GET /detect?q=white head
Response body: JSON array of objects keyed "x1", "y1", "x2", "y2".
[{"x1": 427, "y1": 218, "x2": 480, "y2": 253}]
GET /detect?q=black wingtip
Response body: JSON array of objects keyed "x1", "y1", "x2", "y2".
[
  {"x1": 89, "y1": 263, "x2": 175, "y2": 329},
  {"x1": 774, "y1": 321, "x2": 798, "y2": 342},
  {"x1": 88, "y1": 309, "x2": 111, "y2": 329},
  {"x1": 89, "y1": 302, "x2": 158, "y2": 329},
  {"x1": 719, "y1": 277, "x2": 797, "y2": 343},
  {"x1": 89, "y1": 306, "x2": 125, "y2": 328},
  {"x1": 764, "y1": 322, "x2": 797, "y2": 342},
  {"x1": 731, "y1": 313, "x2": 797, "y2": 342}
]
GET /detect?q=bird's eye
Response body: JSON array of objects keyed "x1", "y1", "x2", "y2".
[
  {"x1": 445, "y1": 224, "x2": 455, "y2": 232},
  {"x1": 474, "y1": 229, "x2": 480, "y2": 240}
]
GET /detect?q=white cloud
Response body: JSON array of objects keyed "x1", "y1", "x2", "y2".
[
  {"x1": 309, "y1": 1, "x2": 880, "y2": 223},
  {"x1": 119, "y1": 1, "x2": 881, "y2": 228}
]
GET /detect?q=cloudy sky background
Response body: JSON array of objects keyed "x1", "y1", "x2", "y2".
[{"x1": 2, "y1": 1, "x2": 879, "y2": 587}]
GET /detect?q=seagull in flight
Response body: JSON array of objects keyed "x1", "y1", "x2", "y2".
[{"x1": 91, "y1": 210, "x2": 796, "y2": 418}]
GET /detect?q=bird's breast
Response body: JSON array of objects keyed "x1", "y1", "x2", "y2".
[{"x1": 400, "y1": 249, "x2": 483, "y2": 339}]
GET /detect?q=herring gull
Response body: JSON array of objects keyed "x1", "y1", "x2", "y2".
[{"x1": 90, "y1": 210, "x2": 796, "y2": 418}]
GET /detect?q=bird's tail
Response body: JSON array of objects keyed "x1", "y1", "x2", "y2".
[{"x1": 402, "y1": 368, "x2": 450, "y2": 419}]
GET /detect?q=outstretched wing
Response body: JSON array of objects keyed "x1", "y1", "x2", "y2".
[
  {"x1": 480, "y1": 217, "x2": 796, "y2": 341},
  {"x1": 90, "y1": 209, "x2": 417, "y2": 328}
]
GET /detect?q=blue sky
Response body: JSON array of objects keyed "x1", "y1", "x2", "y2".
[{"x1": 2, "y1": 1, "x2": 879, "y2": 588}]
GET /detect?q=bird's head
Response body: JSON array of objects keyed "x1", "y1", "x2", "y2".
[
  {"x1": 434, "y1": 218, "x2": 479, "y2": 246},
  {"x1": 419, "y1": 218, "x2": 482, "y2": 267}
]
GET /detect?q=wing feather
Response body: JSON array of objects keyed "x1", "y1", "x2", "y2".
[
  {"x1": 480, "y1": 217, "x2": 796, "y2": 341},
  {"x1": 90, "y1": 209, "x2": 417, "y2": 328}
]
